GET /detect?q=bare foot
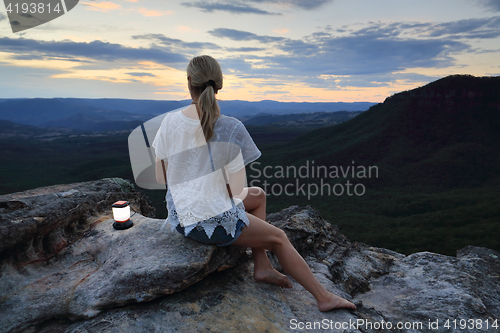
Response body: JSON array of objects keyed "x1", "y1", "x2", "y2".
[
  {"x1": 254, "y1": 269, "x2": 293, "y2": 289},
  {"x1": 318, "y1": 293, "x2": 356, "y2": 312}
]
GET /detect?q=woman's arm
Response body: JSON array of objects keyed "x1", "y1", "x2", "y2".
[
  {"x1": 227, "y1": 166, "x2": 246, "y2": 199},
  {"x1": 155, "y1": 156, "x2": 168, "y2": 184}
]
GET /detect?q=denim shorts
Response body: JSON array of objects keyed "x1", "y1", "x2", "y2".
[{"x1": 175, "y1": 219, "x2": 246, "y2": 247}]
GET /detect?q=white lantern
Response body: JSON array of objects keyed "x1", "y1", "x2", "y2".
[{"x1": 112, "y1": 201, "x2": 133, "y2": 230}]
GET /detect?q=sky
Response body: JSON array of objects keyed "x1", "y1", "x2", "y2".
[{"x1": 0, "y1": 0, "x2": 499, "y2": 102}]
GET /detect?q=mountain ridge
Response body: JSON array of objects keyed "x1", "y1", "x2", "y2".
[
  {"x1": 265, "y1": 74, "x2": 500, "y2": 186},
  {"x1": 255, "y1": 74, "x2": 500, "y2": 255},
  {"x1": 0, "y1": 97, "x2": 375, "y2": 131}
]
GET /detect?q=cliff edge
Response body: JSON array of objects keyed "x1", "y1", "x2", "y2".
[{"x1": 0, "y1": 179, "x2": 499, "y2": 333}]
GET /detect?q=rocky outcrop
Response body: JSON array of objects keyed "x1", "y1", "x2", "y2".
[
  {"x1": 0, "y1": 178, "x2": 155, "y2": 265},
  {"x1": 0, "y1": 179, "x2": 245, "y2": 333},
  {"x1": 1, "y1": 181, "x2": 499, "y2": 333}
]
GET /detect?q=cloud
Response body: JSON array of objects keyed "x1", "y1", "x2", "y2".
[
  {"x1": 206, "y1": 21, "x2": 472, "y2": 84},
  {"x1": 209, "y1": 23, "x2": 468, "y2": 76},
  {"x1": 182, "y1": 1, "x2": 280, "y2": 15},
  {"x1": 128, "y1": 7, "x2": 174, "y2": 17},
  {"x1": 11, "y1": 54, "x2": 94, "y2": 62},
  {"x1": 0, "y1": 63, "x2": 167, "y2": 99},
  {"x1": 220, "y1": 16, "x2": 500, "y2": 77},
  {"x1": 382, "y1": 16, "x2": 500, "y2": 39},
  {"x1": 273, "y1": 28, "x2": 290, "y2": 34},
  {"x1": 424, "y1": 17, "x2": 500, "y2": 39},
  {"x1": 3, "y1": 14, "x2": 497, "y2": 97},
  {"x1": 272, "y1": 36, "x2": 466, "y2": 76},
  {"x1": 260, "y1": 90, "x2": 290, "y2": 94},
  {"x1": 0, "y1": 12, "x2": 6, "y2": 22},
  {"x1": 0, "y1": 37, "x2": 187, "y2": 67},
  {"x1": 217, "y1": 57, "x2": 254, "y2": 73},
  {"x1": 126, "y1": 72, "x2": 157, "y2": 77},
  {"x1": 276, "y1": 39, "x2": 319, "y2": 55},
  {"x1": 0, "y1": 63, "x2": 71, "y2": 98},
  {"x1": 132, "y1": 33, "x2": 222, "y2": 51},
  {"x1": 181, "y1": 0, "x2": 331, "y2": 15},
  {"x1": 324, "y1": 73, "x2": 442, "y2": 89},
  {"x1": 80, "y1": 1, "x2": 122, "y2": 12},
  {"x1": 325, "y1": 17, "x2": 500, "y2": 42},
  {"x1": 477, "y1": 0, "x2": 500, "y2": 11},
  {"x1": 225, "y1": 47, "x2": 266, "y2": 52},
  {"x1": 243, "y1": 0, "x2": 333, "y2": 10},
  {"x1": 208, "y1": 28, "x2": 285, "y2": 43}
]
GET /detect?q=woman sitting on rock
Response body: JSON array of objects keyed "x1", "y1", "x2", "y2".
[{"x1": 152, "y1": 55, "x2": 356, "y2": 312}]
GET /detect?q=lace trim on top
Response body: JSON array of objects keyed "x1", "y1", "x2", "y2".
[{"x1": 159, "y1": 200, "x2": 250, "y2": 239}]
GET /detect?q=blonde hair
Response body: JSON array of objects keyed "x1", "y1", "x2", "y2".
[{"x1": 187, "y1": 55, "x2": 223, "y2": 143}]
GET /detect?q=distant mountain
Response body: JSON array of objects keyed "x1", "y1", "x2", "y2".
[
  {"x1": 0, "y1": 119, "x2": 139, "y2": 140},
  {"x1": 218, "y1": 100, "x2": 374, "y2": 119},
  {"x1": 1, "y1": 75, "x2": 498, "y2": 255},
  {"x1": 61, "y1": 98, "x2": 190, "y2": 116},
  {"x1": 244, "y1": 111, "x2": 363, "y2": 127},
  {"x1": 43, "y1": 109, "x2": 148, "y2": 131},
  {"x1": 0, "y1": 98, "x2": 375, "y2": 131},
  {"x1": 0, "y1": 98, "x2": 94, "y2": 126},
  {"x1": 0, "y1": 120, "x2": 62, "y2": 139},
  {"x1": 0, "y1": 98, "x2": 156, "y2": 131},
  {"x1": 270, "y1": 74, "x2": 500, "y2": 187},
  {"x1": 222, "y1": 100, "x2": 374, "y2": 112},
  {"x1": 257, "y1": 74, "x2": 500, "y2": 255}
]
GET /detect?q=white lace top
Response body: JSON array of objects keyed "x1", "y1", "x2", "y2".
[{"x1": 151, "y1": 107, "x2": 261, "y2": 239}]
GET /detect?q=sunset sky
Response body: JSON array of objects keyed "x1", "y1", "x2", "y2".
[{"x1": 1, "y1": 0, "x2": 499, "y2": 102}]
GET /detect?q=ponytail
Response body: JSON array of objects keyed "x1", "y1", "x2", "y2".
[
  {"x1": 197, "y1": 83, "x2": 219, "y2": 143},
  {"x1": 186, "y1": 55, "x2": 223, "y2": 143}
]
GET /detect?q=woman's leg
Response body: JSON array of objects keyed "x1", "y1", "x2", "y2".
[
  {"x1": 237, "y1": 187, "x2": 292, "y2": 288},
  {"x1": 233, "y1": 190, "x2": 356, "y2": 311}
]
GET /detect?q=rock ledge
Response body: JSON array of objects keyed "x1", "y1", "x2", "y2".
[{"x1": 0, "y1": 180, "x2": 499, "y2": 333}]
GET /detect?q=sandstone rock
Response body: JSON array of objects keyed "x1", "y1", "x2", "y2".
[
  {"x1": 1, "y1": 184, "x2": 499, "y2": 333},
  {"x1": 0, "y1": 178, "x2": 155, "y2": 265},
  {"x1": 0, "y1": 179, "x2": 245, "y2": 333}
]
